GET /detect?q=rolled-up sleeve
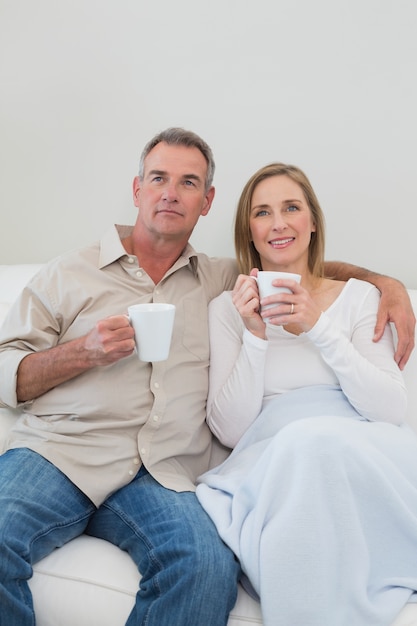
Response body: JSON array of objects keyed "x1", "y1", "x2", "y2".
[{"x1": 0, "y1": 276, "x2": 60, "y2": 408}]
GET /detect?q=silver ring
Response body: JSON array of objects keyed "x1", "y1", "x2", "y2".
[{"x1": 290, "y1": 303, "x2": 294, "y2": 315}]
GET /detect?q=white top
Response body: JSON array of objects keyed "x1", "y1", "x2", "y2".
[{"x1": 207, "y1": 278, "x2": 407, "y2": 448}]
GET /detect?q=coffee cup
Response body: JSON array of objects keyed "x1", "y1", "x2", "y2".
[
  {"x1": 128, "y1": 303, "x2": 176, "y2": 362},
  {"x1": 255, "y1": 271, "x2": 301, "y2": 321}
]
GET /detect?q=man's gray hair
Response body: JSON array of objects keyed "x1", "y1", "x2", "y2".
[{"x1": 138, "y1": 127, "x2": 215, "y2": 192}]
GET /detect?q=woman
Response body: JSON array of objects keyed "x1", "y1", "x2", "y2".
[{"x1": 196, "y1": 163, "x2": 417, "y2": 626}]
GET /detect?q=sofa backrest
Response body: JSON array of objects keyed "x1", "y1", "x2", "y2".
[
  {"x1": 0, "y1": 264, "x2": 44, "y2": 319},
  {"x1": 0, "y1": 264, "x2": 416, "y2": 434}
]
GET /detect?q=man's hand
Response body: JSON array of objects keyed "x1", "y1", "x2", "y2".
[
  {"x1": 373, "y1": 278, "x2": 416, "y2": 370},
  {"x1": 84, "y1": 315, "x2": 136, "y2": 366},
  {"x1": 17, "y1": 315, "x2": 136, "y2": 402}
]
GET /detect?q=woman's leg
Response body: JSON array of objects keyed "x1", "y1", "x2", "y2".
[
  {"x1": 86, "y1": 466, "x2": 240, "y2": 626},
  {"x1": 234, "y1": 418, "x2": 417, "y2": 626},
  {"x1": 0, "y1": 448, "x2": 96, "y2": 626}
]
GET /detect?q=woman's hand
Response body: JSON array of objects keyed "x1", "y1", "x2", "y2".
[
  {"x1": 232, "y1": 271, "x2": 266, "y2": 339},
  {"x1": 261, "y1": 278, "x2": 322, "y2": 332}
]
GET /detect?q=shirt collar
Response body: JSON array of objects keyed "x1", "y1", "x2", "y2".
[
  {"x1": 98, "y1": 224, "x2": 199, "y2": 277},
  {"x1": 98, "y1": 225, "x2": 132, "y2": 268}
]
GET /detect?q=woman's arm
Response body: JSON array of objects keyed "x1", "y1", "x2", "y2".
[
  {"x1": 324, "y1": 261, "x2": 415, "y2": 369},
  {"x1": 306, "y1": 283, "x2": 407, "y2": 424},
  {"x1": 207, "y1": 292, "x2": 268, "y2": 448}
]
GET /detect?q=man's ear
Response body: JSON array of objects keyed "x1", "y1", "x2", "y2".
[
  {"x1": 201, "y1": 186, "x2": 215, "y2": 216},
  {"x1": 132, "y1": 176, "x2": 141, "y2": 208}
]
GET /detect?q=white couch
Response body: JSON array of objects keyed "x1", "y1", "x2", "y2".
[{"x1": 1, "y1": 263, "x2": 416, "y2": 626}]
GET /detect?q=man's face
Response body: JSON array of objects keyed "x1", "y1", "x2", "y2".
[{"x1": 133, "y1": 142, "x2": 215, "y2": 243}]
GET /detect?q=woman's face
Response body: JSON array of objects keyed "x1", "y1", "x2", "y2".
[{"x1": 249, "y1": 174, "x2": 316, "y2": 272}]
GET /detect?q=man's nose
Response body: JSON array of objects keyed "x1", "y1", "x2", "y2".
[{"x1": 162, "y1": 183, "x2": 179, "y2": 202}]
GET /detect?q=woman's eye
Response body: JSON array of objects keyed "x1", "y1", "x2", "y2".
[
  {"x1": 286, "y1": 205, "x2": 299, "y2": 212},
  {"x1": 254, "y1": 209, "x2": 269, "y2": 217}
]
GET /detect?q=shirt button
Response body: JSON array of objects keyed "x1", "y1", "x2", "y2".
[
  {"x1": 140, "y1": 447, "x2": 146, "y2": 455},
  {"x1": 128, "y1": 470, "x2": 134, "y2": 476},
  {"x1": 133, "y1": 457, "x2": 140, "y2": 465},
  {"x1": 136, "y1": 270, "x2": 143, "y2": 278},
  {"x1": 154, "y1": 382, "x2": 159, "y2": 389},
  {"x1": 127, "y1": 257, "x2": 134, "y2": 264},
  {"x1": 155, "y1": 289, "x2": 160, "y2": 295},
  {"x1": 153, "y1": 414, "x2": 159, "y2": 422}
]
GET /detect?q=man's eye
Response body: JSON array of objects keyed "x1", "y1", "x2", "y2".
[
  {"x1": 152, "y1": 176, "x2": 163, "y2": 182},
  {"x1": 184, "y1": 180, "x2": 195, "y2": 186}
]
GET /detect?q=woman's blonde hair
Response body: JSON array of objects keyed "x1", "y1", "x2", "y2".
[{"x1": 234, "y1": 163, "x2": 325, "y2": 276}]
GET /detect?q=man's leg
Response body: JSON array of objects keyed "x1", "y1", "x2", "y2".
[
  {"x1": 0, "y1": 448, "x2": 96, "y2": 626},
  {"x1": 86, "y1": 466, "x2": 240, "y2": 626}
]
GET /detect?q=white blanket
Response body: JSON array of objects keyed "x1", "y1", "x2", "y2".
[{"x1": 197, "y1": 386, "x2": 417, "y2": 626}]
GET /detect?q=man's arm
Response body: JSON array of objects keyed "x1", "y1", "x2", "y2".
[
  {"x1": 17, "y1": 316, "x2": 135, "y2": 402},
  {"x1": 324, "y1": 261, "x2": 416, "y2": 370}
]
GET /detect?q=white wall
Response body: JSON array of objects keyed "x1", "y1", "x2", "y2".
[{"x1": 1, "y1": 0, "x2": 416, "y2": 287}]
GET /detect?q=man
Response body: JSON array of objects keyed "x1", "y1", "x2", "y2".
[{"x1": 0, "y1": 127, "x2": 414, "y2": 626}]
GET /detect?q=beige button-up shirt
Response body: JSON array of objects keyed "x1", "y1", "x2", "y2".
[{"x1": 0, "y1": 225, "x2": 238, "y2": 506}]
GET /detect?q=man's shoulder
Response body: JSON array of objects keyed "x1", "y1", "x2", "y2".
[
  {"x1": 194, "y1": 253, "x2": 237, "y2": 274},
  {"x1": 194, "y1": 254, "x2": 238, "y2": 294},
  {"x1": 43, "y1": 240, "x2": 101, "y2": 272},
  {"x1": 25, "y1": 241, "x2": 101, "y2": 295}
]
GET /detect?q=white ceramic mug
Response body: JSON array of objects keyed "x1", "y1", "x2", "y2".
[
  {"x1": 128, "y1": 303, "x2": 176, "y2": 362},
  {"x1": 255, "y1": 271, "x2": 301, "y2": 321}
]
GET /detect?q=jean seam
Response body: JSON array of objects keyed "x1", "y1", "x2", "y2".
[
  {"x1": 100, "y1": 501, "x2": 162, "y2": 626},
  {"x1": 23, "y1": 509, "x2": 94, "y2": 563}
]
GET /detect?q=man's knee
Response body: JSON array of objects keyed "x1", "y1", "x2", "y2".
[{"x1": 185, "y1": 510, "x2": 239, "y2": 585}]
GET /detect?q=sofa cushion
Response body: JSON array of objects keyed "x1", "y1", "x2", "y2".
[
  {"x1": 29, "y1": 535, "x2": 140, "y2": 626},
  {"x1": 28, "y1": 534, "x2": 264, "y2": 626}
]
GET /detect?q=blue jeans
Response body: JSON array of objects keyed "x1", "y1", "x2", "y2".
[{"x1": 0, "y1": 449, "x2": 240, "y2": 626}]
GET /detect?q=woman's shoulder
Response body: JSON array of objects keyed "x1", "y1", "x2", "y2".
[
  {"x1": 210, "y1": 289, "x2": 233, "y2": 305},
  {"x1": 314, "y1": 278, "x2": 380, "y2": 315},
  {"x1": 332, "y1": 278, "x2": 381, "y2": 314},
  {"x1": 209, "y1": 290, "x2": 235, "y2": 316},
  {"x1": 208, "y1": 290, "x2": 246, "y2": 333},
  {"x1": 344, "y1": 277, "x2": 381, "y2": 298}
]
